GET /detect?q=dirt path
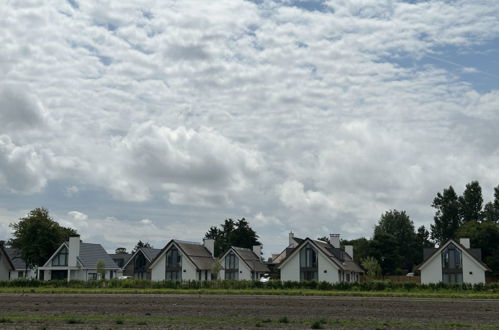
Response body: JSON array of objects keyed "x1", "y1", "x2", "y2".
[{"x1": 1, "y1": 294, "x2": 498, "y2": 329}]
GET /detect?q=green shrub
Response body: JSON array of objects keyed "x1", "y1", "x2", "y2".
[{"x1": 278, "y1": 317, "x2": 289, "y2": 323}]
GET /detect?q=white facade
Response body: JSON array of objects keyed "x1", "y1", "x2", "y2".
[
  {"x1": 150, "y1": 241, "x2": 211, "y2": 281},
  {"x1": 219, "y1": 257, "x2": 253, "y2": 280},
  {"x1": 419, "y1": 239, "x2": 489, "y2": 285},
  {"x1": 8, "y1": 268, "x2": 37, "y2": 280}
]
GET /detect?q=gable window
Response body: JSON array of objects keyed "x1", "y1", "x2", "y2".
[
  {"x1": 441, "y1": 243, "x2": 463, "y2": 283},
  {"x1": 225, "y1": 252, "x2": 239, "y2": 280},
  {"x1": 300, "y1": 244, "x2": 318, "y2": 281},
  {"x1": 165, "y1": 246, "x2": 182, "y2": 281},
  {"x1": 52, "y1": 247, "x2": 68, "y2": 266},
  {"x1": 134, "y1": 252, "x2": 148, "y2": 279}
]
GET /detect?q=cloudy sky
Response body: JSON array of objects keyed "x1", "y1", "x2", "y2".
[{"x1": 1, "y1": 0, "x2": 499, "y2": 256}]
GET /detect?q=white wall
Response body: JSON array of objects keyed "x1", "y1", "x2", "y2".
[
  {"x1": 238, "y1": 260, "x2": 252, "y2": 280},
  {"x1": 151, "y1": 254, "x2": 166, "y2": 281},
  {"x1": 280, "y1": 252, "x2": 300, "y2": 282},
  {"x1": 150, "y1": 245, "x2": 200, "y2": 281},
  {"x1": 318, "y1": 252, "x2": 339, "y2": 283},
  {"x1": 421, "y1": 254, "x2": 443, "y2": 284},
  {"x1": 463, "y1": 253, "x2": 486, "y2": 284},
  {"x1": 9, "y1": 269, "x2": 36, "y2": 280}
]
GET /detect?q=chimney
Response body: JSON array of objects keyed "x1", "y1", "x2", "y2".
[
  {"x1": 459, "y1": 238, "x2": 470, "y2": 249},
  {"x1": 330, "y1": 234, "x2": 340, "y2": 248},
  {"x1": 345, "y1": 245, "x2": 354, "y2": 259},
  {"x1": 253, "y1": 245, "x2": 262, "y2": 259},
  {"x1": 68, "y1": 235, "x2": 80, "y2": 267},
  {"x1": 203, "y1": 238, "x2": 215, "y2": 257},
  {"x1": 289, "y1": 231, "x2": 296, "y2": 246}
]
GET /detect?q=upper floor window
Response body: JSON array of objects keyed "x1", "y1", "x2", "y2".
[
  {"x1": 166, "y1": 246, "x2": 182, "y2": 268},
  {"x1": 225, "y1": 252, "x2": 238, "y2": 270},
  {"x1": 300, "y1": 243, "x2": 318, "y2": 281},
  {"x1": 52, "y1": 247, "x2": 68, "y2": 266},
  {"x1": 442, "y1": 243, "x2": 462, "y2": 270}
]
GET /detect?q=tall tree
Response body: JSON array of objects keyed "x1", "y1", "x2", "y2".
[
  {"x1": 414, "y1": 225, "x2": 434, "y2": 265},
  {"x1": 341, "y1": 237, "x2": 371, "y2": 264},
  {"x1": 133, "y1": 240, "x2": 152, "y2": 252},
  {"x1": 114, "y1": 247, "x2": 128, "y2": 254},
  {"x1": 483, "y1": 185, "x2": 499, "y2": 223},
  {"x1": 430, "y1": 186, "x2": 461, "y2": 245},
  {"x1": 8, "y1": 208, "x2": 78, "y2": 268},
  {"x1": 205, "y1": 218, "x2": 260, "y2": 257},
  {"x1": 458, "y1": 181, "x2": 483, "y2": 223},
  {"x1": 373, "y1": 210, "x2": 417, "y2": 273}
]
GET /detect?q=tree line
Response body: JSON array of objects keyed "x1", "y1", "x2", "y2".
[{"x1": 341, "y1": 181, "x2": 499, "y2": 276}]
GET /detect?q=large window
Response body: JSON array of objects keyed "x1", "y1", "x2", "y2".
[
  {"x1": 225, "y1": 252, "x2": 239, "y2": 280},
  {"x1": 300, "y1": 244, "x2": 318, "y2": 281},
  {"x1": 134, "y1": 252, "x2": 147, "y2": 279},
  {"x1": 52, "y1": 247, "x2": 68, "y2": 266},
  {"x1": 165, "y1": 246, "x2": 182, "y2": 281},
  {"x1": 441, "y1": 243, "x2": 463, "y2": 283}
]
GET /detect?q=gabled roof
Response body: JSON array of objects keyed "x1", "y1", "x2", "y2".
[
  {"x1": 122, "y1": 247, "x2": 162, "y2": 269},
  {"x1": 222, "y1": 247, "x2": 269, "y2": 273},
  {"x1": 149, "y1": 240, "x2": 215, "y2": 271},
  {"x1": 272, "y1": 235, "x2": 304, "y2": 263},
  {"x1": 417, "y1": 239, "x2": 491, "y2": 272},
  {"x1": 0, "y1": 245, "x2": 15, "y2": 270},
  {"x1": 41, "y1": 241, "x2": 120, "y2": 269},
  {"x1": 109, "y1": 253, "x2": 132, "y2": 264},
  {"x1": 78, "y1": 243, "x2": 119, "y2": 269},
  {"x1": 4, "y1": 247, "x2": 28, "y2": 270},
  {"x1": 278, "y1": 238, "x2": 364, "y2": 273}
]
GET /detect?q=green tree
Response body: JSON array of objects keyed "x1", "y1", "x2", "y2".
[
  {"x1": 361, "y1": 256, "x2": 381, "y2": 279},
  {"x1": 483, "y1": 185, "x2": 499, "y2": 223},
  {"x1": 340, "y1": 237, "x2": 371, "y2": 264},
  {"x1": 430, "y1": 186, "x2": 461, "y2": 245},
  {"x1": 114, "y1": 247, "x2": 127, "y2": 254},
  {"x1": 133, "y1": 240, "x2": 152, "y2": 252},
  {"x1": 414, "y1": 225, "x2": 434, "y2": 265},
  {"x1": 8, "y1": 208, "x2": 78, "y2": 268},
  {"x1": 205, "y1": 218, "x2": 260, "y2": 257},
  {"x1": 458, "y1": 181, "x2": 483, "y2": 223},
  {"x1": 211, "y1": 258, "x2": 224, "y2": 280},
  {"x1": 373, "y1": 210, "x2": 417, "y2": 273},
  {"x1": 96, "y1": 259, "x2": 106, "y2": 279},
  {"x1": 369, "y1": 232, "x2": 403, "y2": 275}
]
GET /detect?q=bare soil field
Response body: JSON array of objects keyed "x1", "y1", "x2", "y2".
[{"x1": 1, "y1": 293, "x2": 498, "y2": 329}]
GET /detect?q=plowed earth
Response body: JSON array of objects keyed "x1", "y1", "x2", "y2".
[{"x1": 1, "y1": 293, "x2": 498, "y2": 329}]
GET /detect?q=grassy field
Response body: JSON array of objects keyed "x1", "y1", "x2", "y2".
[{"x1": 1, "y1": 286, "x2": 499, "y2": 298}]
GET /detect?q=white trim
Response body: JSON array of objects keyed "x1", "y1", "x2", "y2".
[
  {"x1": 122, "y1": 249, "x2": 147, "y2": 269},
  {"x1": 277, "y1": 238, "x2": 342, "y2": 271},
  {"x1": 41, "y1": 243, "x2": 69, "y2": 268}
]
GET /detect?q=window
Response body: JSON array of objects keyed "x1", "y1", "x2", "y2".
[
  {"x1": 134, "y1": 252, "x2": 148, "y2": 279},
  {"x1": 88, "y1": 273, "x2": 97, "y2": 280},
  {"x1": 225, "y1": 252, "x2": 239, "y2": 280},
  {"x1": 441, "y1": 243, "x2": 463, "y2": 284},
  {"x1": 18, "y1": 271, "x2": 24, "y2": 278},
  {"x1": 52, "y1": 247, "x2": 68, "y2": 266},
  {"x1": 165, "y1": 246, "x2": 182, "y2": 281},
  {"x1": 300, "y1": 244, "x2": 318, "y2": 281}
]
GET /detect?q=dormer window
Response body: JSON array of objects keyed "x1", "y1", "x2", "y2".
[{"x1": 52, "y1": 247, "x2": 68, "y2": 266}]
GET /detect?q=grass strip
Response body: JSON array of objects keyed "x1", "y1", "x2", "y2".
[
  {"x1": 0, "y1": 314, "x2": 497, "y2": 329},
  {"x1": 1, "y1": 287, "x2": 499, "y2": 299}
]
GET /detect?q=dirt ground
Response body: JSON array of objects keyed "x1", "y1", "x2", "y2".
[{"x1": 1, "y1": 293, "x2": 498, "y2": 329}]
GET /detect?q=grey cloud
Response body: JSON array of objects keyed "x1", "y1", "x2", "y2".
[
  {"x1": 0, "y1": 85, "x2": 44, "y2": 130},
  {"x1": 165, "y1": 44, "x2": 211, "y2": 61}
]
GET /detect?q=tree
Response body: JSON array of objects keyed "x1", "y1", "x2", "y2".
[
  {"x1": 133, "y1": 240, "x2": 152, "y2": 252},
  {"x1": 341, "y1": 237, "x2": 371, "y2": 264},
  {"x1": 96, "y1": 259, "x2": 106, "y2": 280},
  {"x1": 361, "y1": 257, "x2": 381, "y2": 279},
  {"x1": 114, "y1": 247, "x2": 128, "y2": 254},
  {"x1": 414, "y1": 225, "x2": 434, "y2": 265},
  {"x1": 370, "y1": 232, "x2": 403, "y2": 275},
  {"x1": 483, "y1": 185, "x2": 499, "y2": 223},
  {"x1": 458, "y1": 181, "x2": 483, "y2": 223},
  {"x1": 205, "y1": 218, "x2": 260, "y2": 257},
  {"x1": 430, "y1": 186, "x2": 461, "y2": 245},
  {"x1": 9, "y1": 208, "x2": 78, "y2": 268},
  {"x1": 211, "y1": 258, "x2": 224, "y2": 280},
  {"x1": 373, "y1": 210, "x2": 417, "y2": 273}
]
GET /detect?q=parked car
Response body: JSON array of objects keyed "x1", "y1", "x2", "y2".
[{"x1": 259, "y1": 273, "x2": 271, "y2": 283}]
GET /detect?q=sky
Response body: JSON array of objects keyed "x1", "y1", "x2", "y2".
[{"x1": 1, "y1": 0, "x2": 499, "y2": 257}]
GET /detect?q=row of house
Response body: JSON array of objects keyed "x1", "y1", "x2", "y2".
[{"x1": 0, "y1": 233, "x2": 491, "y2": 284}]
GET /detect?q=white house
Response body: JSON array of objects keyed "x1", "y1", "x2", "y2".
[
  {"x1": 220, "y1": 245, "x2": 269, "y2": 280},
  {"x1": 278, "y1": 234, "x2": 363, "y2": 283},
  {"x1": 38, "y1": 235, "x2": 121, "y2": 281},
  {"x1": 4, "y1": 247, "x2": 37, "y2": 280},
  {"x1": 0, "y1": 244, "x2": 15, "y2": 281},
  {"x1": 417, "y1": 238, "x2": 490, "y2": 284},
  {"x1": 149, "y1": 239, "x2": 215, "y2": 281},
  {"x1": 121, "y1": 247, "x2": 162, "y2": 279}
]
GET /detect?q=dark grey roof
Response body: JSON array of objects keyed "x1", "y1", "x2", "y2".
[
  {"x1": 469, "y1": 248, "x2": 482, "y2": 261},
  {"x1": 109, "y1": 253, "x2": 132, "y2": 268},
  {"x1": 175, "y1": 241, "x2": 215, "y2": 270},
  {"x1": 4, "y1": 248, "x2": 27, "y2": 270},
  {"x1": 232, "y1": 247, "x2": 269, "y2": 272},
  {"x1": 78, "y1": 243, "x2": 120, "y2": 269},
  {"x1": 279, "y1": 238, "x2": 364, "y2": 273},
  {"x1": 141, "y1": 248, "x2": 162, "y2": 261},
  {"x1": 423, "y1": 248, "x2": 437, "y2": 261},
  {"x1": 1, "y1": 245, "x2": 15, "y2": 270}
]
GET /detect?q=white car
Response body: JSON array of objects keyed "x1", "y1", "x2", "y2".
[{"x1": 259, "y1": 274, "x2": 271, "y2": 283}]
